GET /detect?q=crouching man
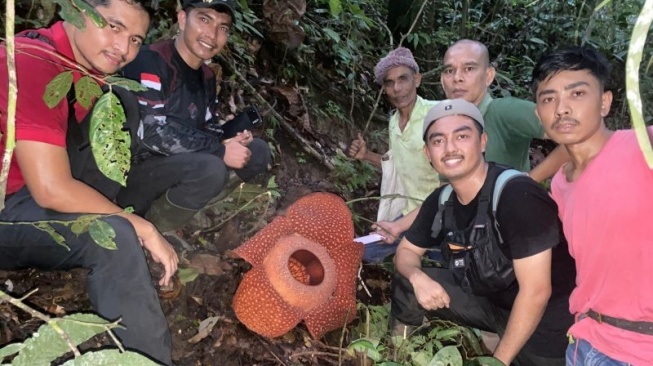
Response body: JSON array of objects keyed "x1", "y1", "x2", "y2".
[
  {"x1": 0, "y1": 0, "x2": 177, "y2": 364},
  {"x1": 390, "y1": 99, "x2": 575, "y2": 365}
]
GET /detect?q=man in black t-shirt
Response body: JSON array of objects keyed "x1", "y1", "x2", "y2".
[
  {"x1": 391, "y1": 99, "x2": 575, "y2": 365},
  {"x1": 118, "y1": 0, "x2": 271, "y2": 232}
]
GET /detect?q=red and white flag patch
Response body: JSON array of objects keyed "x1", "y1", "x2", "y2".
[{"x1": 140, "y1": 73, "x2": 161, "y2": 91}]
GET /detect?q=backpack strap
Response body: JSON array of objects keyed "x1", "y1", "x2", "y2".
[
  {"x1": 491, "y1": 168, "x2": 527, "y2": 243},
  {"x1": 430, "y1": 184, "x2": 454, "y2": 239}
]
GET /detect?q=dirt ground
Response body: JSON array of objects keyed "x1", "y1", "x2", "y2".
[
  {"x1": 0, "y1": 137, "x2": 393, "y2": 366},
  {"x1": 0, "y1": 133, "x2": 553, "y2": 365}
]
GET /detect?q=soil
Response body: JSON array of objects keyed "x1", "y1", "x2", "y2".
[
  {"x1": 0, "y1": 138, "x2": 391, "y2": 366},
  {"x1": 0, "y1": 131, "x2": 552, "y2": 365}
]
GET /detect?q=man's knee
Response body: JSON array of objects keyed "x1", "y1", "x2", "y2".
[
  {"x1": 237, "y1": 138, "x2": 271, "y2": 181},
  {"x1": 166, "y1": 153, "x2": 229, "y2": 208}
]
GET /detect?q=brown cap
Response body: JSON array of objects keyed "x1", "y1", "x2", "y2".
[{"x1": 422, "y1": 99, "x2": 484, "y2": 141}]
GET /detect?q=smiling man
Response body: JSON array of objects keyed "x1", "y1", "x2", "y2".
[
  {"x1": 389, "y1": 99, "x2": 575, "y2": 365},
  {"x1": 532, "y1": 47, "x2": 653, "y2": 366},
  {"x1": 119, "y1": 0, "x2": 271, "y2": 233},
  {"x1": 0, "y1": 0, "x2": 176, "y2": 364}
]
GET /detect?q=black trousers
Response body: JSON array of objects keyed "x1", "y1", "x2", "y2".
[
  {"x1": 391, "y1": 267, "x2": 565, "y2": 366},
  {"x1": 0, "y1": 188, "x2": 172, "y2": 365},
  {"x1": 117, "y1": 138, "x2": 271, "y2": 213}
]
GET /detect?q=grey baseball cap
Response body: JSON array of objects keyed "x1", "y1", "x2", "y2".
[
  {"x1": 422, "y1": 99, "x2": 484, "y2": 141},
  {"x1": 182, "y1": 0, "x2": 236, "y2": 23}
]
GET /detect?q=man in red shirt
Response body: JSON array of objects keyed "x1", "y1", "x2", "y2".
[{"x1": 0, "y1": 1, "x2": 177, "y2": 364}]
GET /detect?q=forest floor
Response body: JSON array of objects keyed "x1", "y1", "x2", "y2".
[{"x1": 0, "y1": 132, "x2": 553, "y2": 365}]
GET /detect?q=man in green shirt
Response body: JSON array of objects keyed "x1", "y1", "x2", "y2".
[{"x1": 440, "y1": 39, "x2": 568, "y2": 179}]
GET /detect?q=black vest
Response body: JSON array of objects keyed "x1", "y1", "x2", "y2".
[{"x1": 432, "y1": 164, "x2": 517, "y2": 295}]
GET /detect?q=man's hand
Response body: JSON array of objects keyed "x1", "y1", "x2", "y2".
[
  {"x1": 373, "y1": 220, "x2": 403, "y2": 244},
  {"x1": 138, "y1": 225, "x2": 179, "y2": 287},
  {"x1": 234, "y1": 129, "x2": 254, "y2": 147},
  {"x1": 348, "y1": 133, "x2": 367, "y2": 160},
  {"x1": 410, "y1": 271, "x2": 451, "y2": 310},
  {"x1": 223, "y1": 138, "x2": 252, "y2": 168}
]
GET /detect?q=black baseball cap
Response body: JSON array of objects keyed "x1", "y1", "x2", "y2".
[{"x1": 182, "y1": 0, "x2": 236, "y2": 23}]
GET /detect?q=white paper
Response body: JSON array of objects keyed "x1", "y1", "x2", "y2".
[{"x1": 354, "y1": 233, "x2": 386, "y2": 245}]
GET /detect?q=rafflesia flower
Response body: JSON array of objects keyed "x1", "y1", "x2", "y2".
[{"x1": 231, "y1": 192, "x2": 365, "y2": 339}]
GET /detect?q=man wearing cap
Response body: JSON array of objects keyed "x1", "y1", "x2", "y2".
[
  {"x1": 348, "y1": 47, "x2": 440, "y2": 262},
  {"x1": 119, "y1": 0, "x2": 271, "y2": 233},
  {"x1": 390, "y1": 99, "x2": 575, "y2": 365}
]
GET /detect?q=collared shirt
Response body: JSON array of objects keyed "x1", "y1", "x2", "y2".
[
  {"x1": 478, "y1": 93, "x2": 544, "y2": 172},
  {"x1": 0, "y1": 22, "x2": 92, "y2": 194},
  {"x1": 389, "y1": 96, "x2": 440, "y2": 213}
]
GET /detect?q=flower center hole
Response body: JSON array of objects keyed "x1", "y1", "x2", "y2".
[{"x1": 288, "y1": 250, "x2": 325, "y2": 286}]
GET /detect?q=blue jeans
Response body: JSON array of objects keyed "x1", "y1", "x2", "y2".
[{"x1": 566, "y1": 339, "x2": 630, "y2": 366}]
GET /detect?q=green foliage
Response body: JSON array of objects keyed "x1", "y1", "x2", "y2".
[
  {"x1": 330, "y1": 149, "x2": 377, "y2": 194},
  {"x1": 59, "y1": 349, "x2": 157, "y2": 365},
  {"x1": 88, "y1": 220, "x2": 117, "y2": 250},
  {"x1": 89, "y1": 91, "x2": 131, "y2": 187},
  {"x1": 0, "y1": 294, "x2": 158, "y2": 366},
  {"x1": 104, "y1": 76, "x2": 147, "y2": 92},
  {"x1": 75, "y1": 76, "x2": 103, "y2": 109},
  {"x1": 53, "y1": 0, "x2": 106, "y2": 30},
  {"x1": 43, "y1": 71, "x2": 73, "y2": 108},
  {"x1": 349, "y1": 303, "x2": 490, "y2": 365}
]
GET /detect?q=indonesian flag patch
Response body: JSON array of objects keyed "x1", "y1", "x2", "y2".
[{"x1": 140, "y1": 73, "x2": 161, "y2": 91}]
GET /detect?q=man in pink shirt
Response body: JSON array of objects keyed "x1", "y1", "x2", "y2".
[{"x1": 531, "y1": 47, "x2": 653, "y2": 365}]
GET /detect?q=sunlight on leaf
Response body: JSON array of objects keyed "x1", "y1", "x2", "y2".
[
  {"x1": 43, "y1": 71, "x2": 73, "y2": 108},
  {"x1": 88, "y1": 220, "x2": 117, "y2": 250},
  {"x1": 75, "y1": 76, "x2": 103, "y2": 109},
  {"x1": 89, "y1": 92, "x2": 131, "y2": 186}
]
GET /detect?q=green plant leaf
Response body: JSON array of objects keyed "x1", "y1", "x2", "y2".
[
  {"x1": 88, "y1": 220, "x2": 117, "y2": 250},
  {"x1": 346, "y1": 339, "x2": 383, "y2": 362},
  {"x1": 52, "y1": 0, "x2": 107, "y2": 30},
  {"x1": 69, "y1": 214, "x2": 101, "y2": 235},
  {"x1": 89, "y1": 92, "x2": 131, "y2": 186},
  {"x1": 328, "y1": 0, "x2": 342, "y2": 17},
  {"x1": 428, "y1": 345, "x2": 463, "y2": 366},
  {"x1": 43, "y1": 71, "x2": 73, "y2": 108},
  {"x1": 323, "y1": 27, "x2": 341, "y2": 43},
  {"x1": 35, "y1": 222, "x2": 69, "y2": 250},
  {"x1": 60, "y1": 349, "x2": 159, "y2": 365},
  {"x1": 53, "y1": 0, "x2": 86, "y2": 29},
  {"x1": 472, "y1": 356, "x2": 505, "y2": 366},
  {"x1": 178, "y1": 267, "x2": 200, "y2": 285},
  {"x1": 74, "y1": 76, "x2": 103, "y2": 109},
  {"x1": 104, "y1": 76, "x2": 147, "y2": 92},
  {"x1": 11, "y1": 313, "x2": 117, "y2": 366},
  {"x1": 0, "y1": 342, "x2": 25, "y2": 359},
  {"x1": 435, "y1": 327, "x2": 461, "y2": 340}
]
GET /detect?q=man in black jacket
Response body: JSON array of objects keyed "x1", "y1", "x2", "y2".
[{"x1": 119, "y1": 0, "x2": 271, "y2": 231}]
